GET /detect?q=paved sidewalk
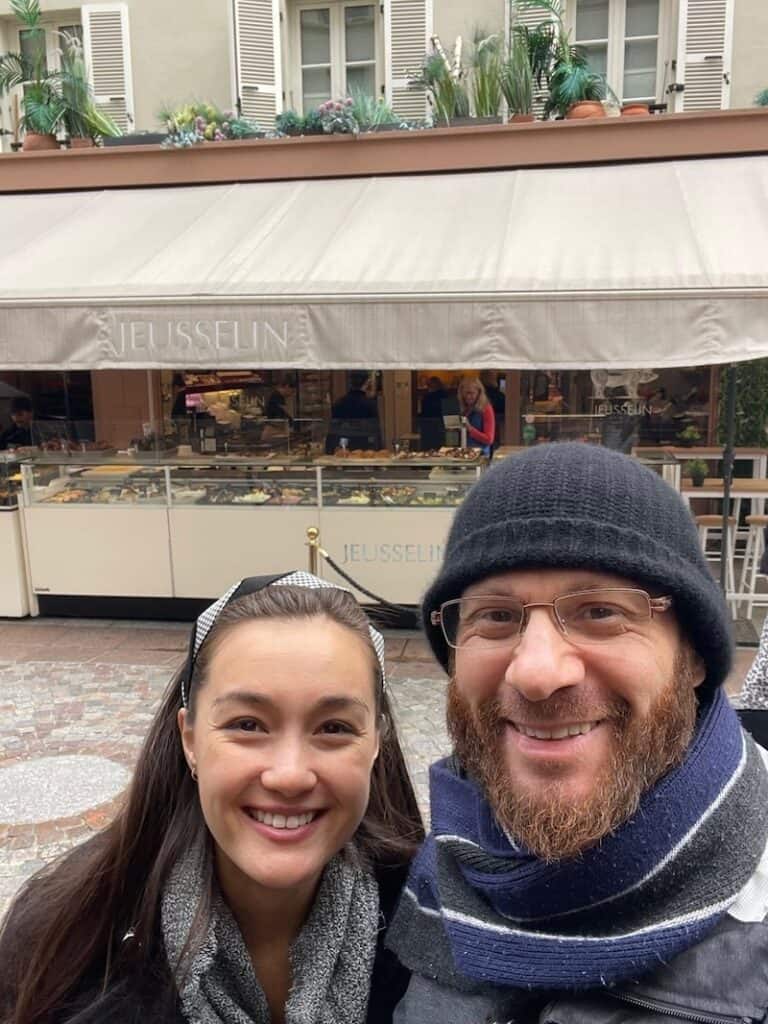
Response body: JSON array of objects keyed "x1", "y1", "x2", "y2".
[{"x1": 0, "y1": 616, "x2": 756, "y2": 921}]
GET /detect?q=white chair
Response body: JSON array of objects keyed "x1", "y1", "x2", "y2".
[
  {"x1": 739, "y1": 514, "x2": 768, "y2": 619},
  {"x1": 694, "y1": 514, "x2": 737, "y2": 616}
]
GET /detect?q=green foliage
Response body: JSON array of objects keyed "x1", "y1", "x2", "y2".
[
  {"x1": 160, "y1": 102, "x2": 259, "y2": 146},
  {"x1": 317, "y1": 98, "x2": 359, "y2": 134},
  {"x1": 347, "y1": 89, "x2": 397, "y2": 129},
  {"x1": 717, "y1": 360, "x2": 768, "y2": 447},
  {"x1": 684, "y1": 458, "x2": 708, "y2": 482},
  {"x1": 58, "y1": 32, "x2": 121, "y2": 139},
  {"x1": 411, "y1": 37, "x2": 470, "y2": 124},
  {"x1": 469, "y1": 31, "x2": 503, "y2": 117},
  {"x1": 545, "y1": 57, "x2": 605, "y2": 117},
  {"x1": 500, "y1": 28, "x2": 533, "y2": 114},
  {"x1": 275, "y1": 109, "x2": 304, "y2": 136},
  {"x1": 10, "y1": 0, "x2": 42, "y2": 29},
  {"x1": 756, "y1": 88, "x2": 768, "y2": 107},
  {"x1": 677, "y1": 424, "x2": 702, "y2": 444},
  {"x1": 301, "y1": 108, "x2": 325, "y2": 134}
]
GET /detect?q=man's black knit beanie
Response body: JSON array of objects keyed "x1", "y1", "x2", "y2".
[{"x1": 423, "y1": 442, "x2": 732, "y2": 690}]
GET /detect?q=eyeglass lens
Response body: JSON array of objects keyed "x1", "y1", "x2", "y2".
[{"x1": 443, "y1": 590, "x2": 653, "y2": 649}]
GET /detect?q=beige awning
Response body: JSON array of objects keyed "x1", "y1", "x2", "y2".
[{"x1": 1, "y1": 155, "x2": 767, "y2": 369}]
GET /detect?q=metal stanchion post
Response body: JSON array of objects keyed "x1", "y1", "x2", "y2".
[{"x1": 306, "y1": 526, "x2": 320, "y2": 575}]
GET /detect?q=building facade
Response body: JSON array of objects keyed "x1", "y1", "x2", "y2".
[{"x1": 0, "y1": 0, "x2": 765, "y2": 145}]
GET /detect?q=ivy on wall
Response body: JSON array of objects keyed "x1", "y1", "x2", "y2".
[{"x1": 717, "y1": 359, "x2": 768, "y2": 447}]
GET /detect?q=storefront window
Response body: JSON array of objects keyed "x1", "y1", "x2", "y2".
[{"x1": 519, "y1": 367, "x2": 713, "y2": 450}]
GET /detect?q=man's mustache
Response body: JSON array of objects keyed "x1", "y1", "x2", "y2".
[{"x1": 485, "y1": 692, "x2": 630, "y2": 728}]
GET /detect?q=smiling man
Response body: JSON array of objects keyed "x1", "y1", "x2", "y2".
[{"x1": 389, "y1": 442, "x2": 768, "y2": 1024}]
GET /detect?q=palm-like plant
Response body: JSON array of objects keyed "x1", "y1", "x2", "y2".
[
  {"x1": 411, "y1": 36, "x2": 470, "y2": 124},
  {"x1": 58, "y1": 32, "x2": 121, "y2": 140},
  {"x1": 500, "y1": 27, "x2": 534, "y2": 115},
  {"x1": 0, "y1": 0, "x2": 67, "y2": 138},
  {"x1": 469, "y1": 31, "x2": 503, "y2": 117}
]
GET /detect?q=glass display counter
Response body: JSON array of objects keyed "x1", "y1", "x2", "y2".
[
  {"x1": 20, "y1": 451, "x2": 486, "y2": 604},
  {"x1": 0, "y1": 454, "x2": 30, "y2": 615}
]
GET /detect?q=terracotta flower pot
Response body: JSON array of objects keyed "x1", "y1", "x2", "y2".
[
  {"x1": 68, "y1": 136, "x2": 95, "y2": 148},
  {"x1": 22, "y1": 132, "x2": 59, "y2": 151},
  {"x1": 621, "y1": 103, "x2": 650, "y2": 116},
  {"x1": 508, "y1": 114, "x2": 535, "y2": 123},
  {"x1": 565, "y1": 101, "x2": 606, "y2": 120}
]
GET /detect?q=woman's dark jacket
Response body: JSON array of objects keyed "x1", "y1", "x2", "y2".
[{"x1": 0, "y1": 864, "x2": 409, "y2": 1024}]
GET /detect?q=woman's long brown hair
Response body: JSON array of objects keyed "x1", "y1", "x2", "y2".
[{"x1": 0, "y1": 586, "x2": 424, "y2": 1024}]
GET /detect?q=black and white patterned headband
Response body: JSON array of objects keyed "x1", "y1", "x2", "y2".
[{"x1": 180, "y1": 570, "x2": 387, "y2": 707}]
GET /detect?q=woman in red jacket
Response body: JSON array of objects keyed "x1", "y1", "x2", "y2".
[{"x1": 458, "y1": 377, "x2": 495, "y2": 456}]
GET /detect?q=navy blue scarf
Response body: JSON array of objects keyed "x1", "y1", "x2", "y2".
[{"x1": 388, "y1": 689, "x2": 768, "y2": 991}]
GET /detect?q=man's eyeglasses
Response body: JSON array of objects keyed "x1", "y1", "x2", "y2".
[{"x1": 430, "y1": 589, "x2": 673, "y2": 651}]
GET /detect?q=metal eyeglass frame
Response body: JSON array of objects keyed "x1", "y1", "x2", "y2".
[{"x1": 430, "y1": 589, "x2": 674, "y2": 650}]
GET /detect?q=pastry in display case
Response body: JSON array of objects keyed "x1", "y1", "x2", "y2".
[
  {"x1": 24, "y1": 459, "x2": 168, "y2": 506},
  {"x1": 319, "y1": 451, "x2": 481, "y2": 508},
  {"x1": 169, "y1": 459, "x2": 318, "y2": 507},
  {"x1": 0, "y1": 453, "x2": 24, "y2": 508}
]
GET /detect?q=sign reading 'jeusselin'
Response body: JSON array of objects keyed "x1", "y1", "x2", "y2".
[
  {"x1": 342, "y1": 543, "x2": 445, "y2": 564},
  {"x1": 100, "y1": 316, "x2": 292, "y2": 359}
]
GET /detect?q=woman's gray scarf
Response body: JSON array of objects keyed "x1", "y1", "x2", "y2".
[{"x1": 161, "y1": 840, "x2": 379, "y2": 1024}]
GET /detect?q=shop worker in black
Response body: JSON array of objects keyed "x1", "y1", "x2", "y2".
[{"x1": 0, "y1": 396, "x2": 36, "y2": 449}]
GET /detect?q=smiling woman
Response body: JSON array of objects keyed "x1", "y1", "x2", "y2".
[{"x1": 0, "y1": 573, "x2": 424, "y2": 1024}]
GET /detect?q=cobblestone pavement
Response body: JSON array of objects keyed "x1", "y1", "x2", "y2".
[{"x1": 0, "y1": 616, "x2": 754, "y2": 921}]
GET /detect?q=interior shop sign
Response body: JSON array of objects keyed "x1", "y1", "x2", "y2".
[{"x1": 100, "y1": 317, "x2": 291, "y2": 360}]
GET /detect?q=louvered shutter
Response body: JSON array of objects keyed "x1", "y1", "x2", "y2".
[
  {"x1": 385, "y1": 0, "x2": 433, "y2": 119},
  {"x1": 509, "y1": 0, "x2": 551, "y2": 118},
  {"x1": 82, "y1": 4, "x2": 134, "y2": 132},
  {"x1": 675, "y1": 0, "x2": 733, "y2": 111},
  {"x1": 234, "y1": 0, "x2": 283, "y2": 128}
]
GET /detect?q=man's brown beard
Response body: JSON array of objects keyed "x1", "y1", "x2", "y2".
[{"x1": 447, "y1": 652, "x2": 698, "y2": 862}]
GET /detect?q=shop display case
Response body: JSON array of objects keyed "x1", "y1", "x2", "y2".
[
  {"x1": 19, "y1": 450, "x2": 486, "y2": 605},
  {"x1": 0, "y1": 454, "x2": 30, "y2": 615}
]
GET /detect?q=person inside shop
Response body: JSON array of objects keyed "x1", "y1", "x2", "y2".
[
  {"x1": 0, "y1": 572, "x2": 423, "y2": 1024},
  {"x1": 388, "y1": 443, "x2": 768, "y2": 1023},
  {"x1": 325, "y1": 371, "x2": 381, "y2": 453},
  {"x1": 0, "y1": 396, "x2": 36, "y2": 450},
  {"x1": 457, "y1": 376, "x2": 495, "y2": 456},
  {"x1": 480, "y1": 371, "x2": 505, "y2": 449},
  {"x1": 418, "y1": 376, "x2": 450, "y2": 451},
  {"x1": 265, "y1": 379, "x2": 295, "y2": 424}
]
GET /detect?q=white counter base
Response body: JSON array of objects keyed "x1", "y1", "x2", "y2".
[
  {"x1": 0, "y1": 509, "x2": 29, "y2": 616},
  {"x1": 24, "y1": 507, "x2": 173, "y2": 597},
  {"x1": 170, "y1": 507, "x2": 319, "y2": 598}
]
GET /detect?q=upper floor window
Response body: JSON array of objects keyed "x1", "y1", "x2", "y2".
[
  {"x1": 573, "y1": 0, "x2": 661, "y2": 103},
  {"x1": 292, "y1": 0, "x2": 380, "y2": 112}
]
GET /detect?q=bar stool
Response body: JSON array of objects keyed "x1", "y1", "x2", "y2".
[
  {"x1": 739, "y1": 514, "x2": 768, "y2": 618},
  {"x1": 694, "y1": 514, "x2": 737, "y2": 615}
]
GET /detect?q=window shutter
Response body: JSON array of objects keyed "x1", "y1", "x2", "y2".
[
  {"x1": 509, "y1": 0, "x2": 552, "y2": 118},
  {"x1": 675, "y1": 0, "x2": 733, "y2": 111},
  {"x1": 81, "y1": 3, "x2": 134, "y2": 132},
  {"x1": 234, "y1": 0, "x2": 283, "y2": 127},
  {"x1": 385, "y1": 0, "x2": 433, "y2": 119}
]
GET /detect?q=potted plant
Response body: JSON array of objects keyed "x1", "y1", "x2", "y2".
[
  {"x1": 684, "y1": 458, "x2": 708, "y2": 487},
  {"x1": 159, "y1": 102, "x2": 261, "y2": 147},
  {"x1": 411, "y1": 36, "x2": 470, "y2": 126},
  {"x1": 0, "y1": 0, "x2": 66, "y2": 150},
  {"x1": 677, "y1": 424, "x2": 702, "y2": 447},
  {"x1": 500, "y1": 27, "x2": 534, "y2": 121},
  {"x1": 469, "y1": 31, "x2": 503, "y2": 119},
  {"x1": 58, "y1": 32, "x2": 122, "y2": 146},
  {"x1": 347, "y1": 90, "x2": 401, "y2": 131},
  {"x1": 756, "y1": 88, "x2": 768, "y2": 107}
]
